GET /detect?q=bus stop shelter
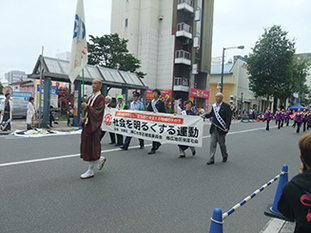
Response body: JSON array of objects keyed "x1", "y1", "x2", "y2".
[{"x1": 28, "y1": 55, "x2": 148, "y2": 127}]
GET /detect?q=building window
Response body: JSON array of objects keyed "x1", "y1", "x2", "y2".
[{"x1": 125, "y1": 18, "x2": 128, "y2": 27}]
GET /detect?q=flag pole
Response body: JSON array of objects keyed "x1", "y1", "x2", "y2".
[{"x1": 82, "y1": 68, "x2": 85, "y2": 117}]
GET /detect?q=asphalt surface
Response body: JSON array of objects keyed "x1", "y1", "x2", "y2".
[{"x1": 0, "y1": 120, "x2": 300, "y2": 232}]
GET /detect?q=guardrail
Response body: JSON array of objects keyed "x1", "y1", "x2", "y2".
[{"x1": 209, "y1": 165, "x2": 290, "y2": 233}]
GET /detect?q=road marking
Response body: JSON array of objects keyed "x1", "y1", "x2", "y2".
[
  {"x1": 202, "y1": 126, "x2": 276, "y2": 138},
  {"x1": 0, "y1": 126, "x2": 274, "y2": 167}
]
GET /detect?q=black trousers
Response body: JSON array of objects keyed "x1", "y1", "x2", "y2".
[
  {"x1": 266, "y1": 120, "x2": 270, "y2": 131},
  {"x1": 100, "y1": 131, "x2": 116, "y2": 144},
  {"x1": 123, "y1": 136, "x2": 144, "y2": 149},
  {"x1": 152, "y1": 141, "x2": 161, "y2": 151},
  {"x1": 296, "y1": 122, "x2": 301, "y2": 133}
]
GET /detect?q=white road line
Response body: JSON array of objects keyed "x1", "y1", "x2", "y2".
[
  {"x1": 0, "y1": 147, "x2": 130, "y2": 167},
  {"x1": 0, "y1": 127, "x2": 272, "y2": 167}
]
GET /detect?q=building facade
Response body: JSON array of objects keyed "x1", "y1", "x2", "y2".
[
  {"x1": 111, "y1": 0, "x2": 214, "y2": 107},
  {"x1": 210, "y1": 57, "x2": 263, "y2": 114},
  {"x1": 5, "y1": 70, "x2": 29, "y2": 83}
]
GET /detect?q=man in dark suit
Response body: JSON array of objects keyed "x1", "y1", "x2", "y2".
[
  {"x1": 147, "y1": 89, "x2": 166, "y2": 154},
  {"x1": 201, "y1": 92, "x2": 232, "y2": 165}
]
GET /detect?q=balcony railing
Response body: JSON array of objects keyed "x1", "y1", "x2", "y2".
[
  {"x1": 177, "y1": 0, "x2": 194, "y2": 13},
  {"x1": 175, "y1": 50, "x2": 191, "y2": 65},
  {"x1": 174, "y1": 77, "x2": 190, "y2": 92},
  {"x1": 176, "y1": 23, "x2": 192, "y2": 39}
]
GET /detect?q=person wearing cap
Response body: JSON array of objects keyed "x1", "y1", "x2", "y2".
[
  {"x1": 120, "y1": 91, "x2": 144, "y2": 150},
  {"x1": 115, "y1": 94, "x2": 128, "y2": 146},
  {"x1": 146, "y1": 89, "x2": 166, "y2": 154}
]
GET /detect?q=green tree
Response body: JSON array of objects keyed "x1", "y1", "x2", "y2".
[
  {"x1": 0, "y1": 82, "x2": 3, "y2": 94},
  {"x1": 247, "y1": 25, "x2": 295, "y2": 108},
  {"x1": 87, "y1": 33, "x2": 146, "y2": 78},
  {"x1": 275, "y1": 55, "x2": 309, "y2": 105}
]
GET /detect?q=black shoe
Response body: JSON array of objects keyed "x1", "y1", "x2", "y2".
[
  {"x1": 54, "y1": 122, "x2": 58, "y2": 124},
  {"x1": 109, "y1": 142, "x2": 115, "y2": 145},
  {"x1": 192, "y1": 150, "x2": 196, "y2": 156},
  {"x1": 206, "y1": 161, "x2": 215, "y2": 165},
  {"x1": 115, "y1": 143, "x2": 123, "y2": 146},
  {"x1": 222, "y1": 157, "x2": 228, "y2": 162},
  {"x1": 120, "y1": 146, "x2": 128, "y2": 150},
  {"x1": 140, "y1": 145, "x2": 144, "y2": 149},
  {"x1": 179, "y1": 155, "x2": 186, "y2": 158},
  {"x1": 148, "y1": 150, "x2": 156, "y2": 154}
]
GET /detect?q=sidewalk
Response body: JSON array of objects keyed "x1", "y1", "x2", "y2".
[
  {"x1": 0, "y1": 119, "x2": 79, "y2": 135},
  {"x1": 260, "y1": 218, "x2": 295, "y2": 233}
]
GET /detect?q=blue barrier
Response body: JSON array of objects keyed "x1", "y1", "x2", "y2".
[
  {"x1": 264, "y1": 165, "x2": 292, "y2": 221},
  {"x1": 209, "y1": 165, "x2": 288, "y2": 233}
]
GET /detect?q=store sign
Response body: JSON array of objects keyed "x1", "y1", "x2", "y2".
[
  {"x1": 190, "y1": 88, "x2": 209, "y2": 100},
  {"x1": 146, "y1": 89, "x2": 172, "y2": 102}
]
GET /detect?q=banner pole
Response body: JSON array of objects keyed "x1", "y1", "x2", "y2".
[{"x1": 82, "y1": 68, "x2": 85, "y2": 118}]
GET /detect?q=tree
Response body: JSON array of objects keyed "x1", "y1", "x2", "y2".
[
  {"x1": 0, "y1": 82, "x2": 3, "y2": 94},
  {"x1": 247, "y1": 25, "x2": 296, "y2": 108},
  {"x1": 275, "y1": 55, "x2": 309, "y2": 105},
  {"x1": 87, "y1": 33, "x2": 146, "y2": 78}
]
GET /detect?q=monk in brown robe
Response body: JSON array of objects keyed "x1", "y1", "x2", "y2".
[{"x1": 80, "y1": 79, "x2": 107, "y2": 179}]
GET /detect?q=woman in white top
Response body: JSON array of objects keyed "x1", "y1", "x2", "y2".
[{"x1": 26, "y1": 97, "x2": 35, "y2": 130}]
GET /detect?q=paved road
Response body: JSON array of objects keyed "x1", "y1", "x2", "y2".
[{"x1": 0, "y1": 121, "x2": 302, "y2": 232}]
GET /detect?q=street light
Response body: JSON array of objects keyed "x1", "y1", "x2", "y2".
[{"x1": 220, "y1": 45, "x2": 244, "y2": 93}]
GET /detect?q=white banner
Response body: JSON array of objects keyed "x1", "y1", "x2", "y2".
[
  {"x1": 68, "y1": 0, "x2": 88, "y2": 83},
  {"x1": 102, "y1": 109, "x2": 203, "y2": 147}
]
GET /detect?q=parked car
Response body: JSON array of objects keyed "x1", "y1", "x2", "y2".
[
  {"x1": 0, "y1": 95, "x2": 28, "y2": 119},
  {"x1": 12, "y1": 97, "x2": 28, "y2": 119}
]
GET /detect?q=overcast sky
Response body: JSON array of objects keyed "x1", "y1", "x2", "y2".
[{"x1": 0, "y1": 0, "x2": 310, "y2": 80}]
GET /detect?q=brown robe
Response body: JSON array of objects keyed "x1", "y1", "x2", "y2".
[{"x1": 80, "y1": 93, "x2": 105, "y2": 161}]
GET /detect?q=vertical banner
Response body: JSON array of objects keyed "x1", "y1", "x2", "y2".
[{"x1": 68, "y1": 0, "x2": 88, "y2": 83}]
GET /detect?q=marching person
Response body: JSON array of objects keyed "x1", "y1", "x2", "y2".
[
  {"x1": 147, "y1": 89, "x2": 166, "y2": 154},
  {"x1": 285, "y1": 109, "x2": 291, "y2": 126},
  {"x1": 115, "y1": 95, "x2": 128, "y2": 146},
  {"x1": 281, "y1": 109, "x2": 285, "y2": 127},
  {"x1": 80, "y1": 79, "x2": 107, "y2": 179},
  {"x1": 306, "y1": 111, "x2": 311, "y2": 130},
  {"x1": 0, "y1": 93, "x2": 12, "y2": 131},
  {"x1": 278, "y1": 133, "x2": 311, "y2": 232},
  {"x1": 100, "y1": 95, "x2": 116, "y2": 144},
  {"x1": 295, "y1": 108, "x2": 303, "y2": 134},
  {"x1": 120, "y1": 91, "x2": 144, "y2": 150},
  {"x1": 275, "y1": 108, "x2": 282, "y2": 129},
  {"x1": 26, "y1": 97, "x2": 35, "y2": 130},
  {"x1": 201, "y1": 92, "x2": 232, "y2": 165},
  {"x1": 264, "y1": 107, "x2": 272, "y2": 131},
  {"x1": 303, "y1": 109, "x2": 308, "y2": 132},
  {"x1": 176, "y1": 100, "x2": 196, "y2": 158}
]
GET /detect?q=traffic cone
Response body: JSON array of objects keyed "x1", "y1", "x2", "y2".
[
  {"x1": 209, "y1": 208, "x2": 223, "y2": 233},
  {"x1": 264, "y1": 164, "x2": 293, "y2": 221}
]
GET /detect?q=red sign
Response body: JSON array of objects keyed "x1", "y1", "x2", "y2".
[
  {"x1": 146, "y1": 89, "x2": 172, "y2": 102},
  {"x1": 190, "y1": 88, "x2": 209, "y2": 100}
]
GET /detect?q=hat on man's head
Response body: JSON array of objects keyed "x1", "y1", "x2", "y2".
[
  {"x1": 132, "y1": 91, "x2": 140, "y2": 97},
  {"x1": 117, "y1": 95, "x2": 124, "y2": 99},
  {"x1": 153, "y1": 89, "x2": 161, "y2": 95}
]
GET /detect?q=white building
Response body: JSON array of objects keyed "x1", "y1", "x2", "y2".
[{"x1": 111, "y1": 0, "x2": 214, "y2": 107}]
